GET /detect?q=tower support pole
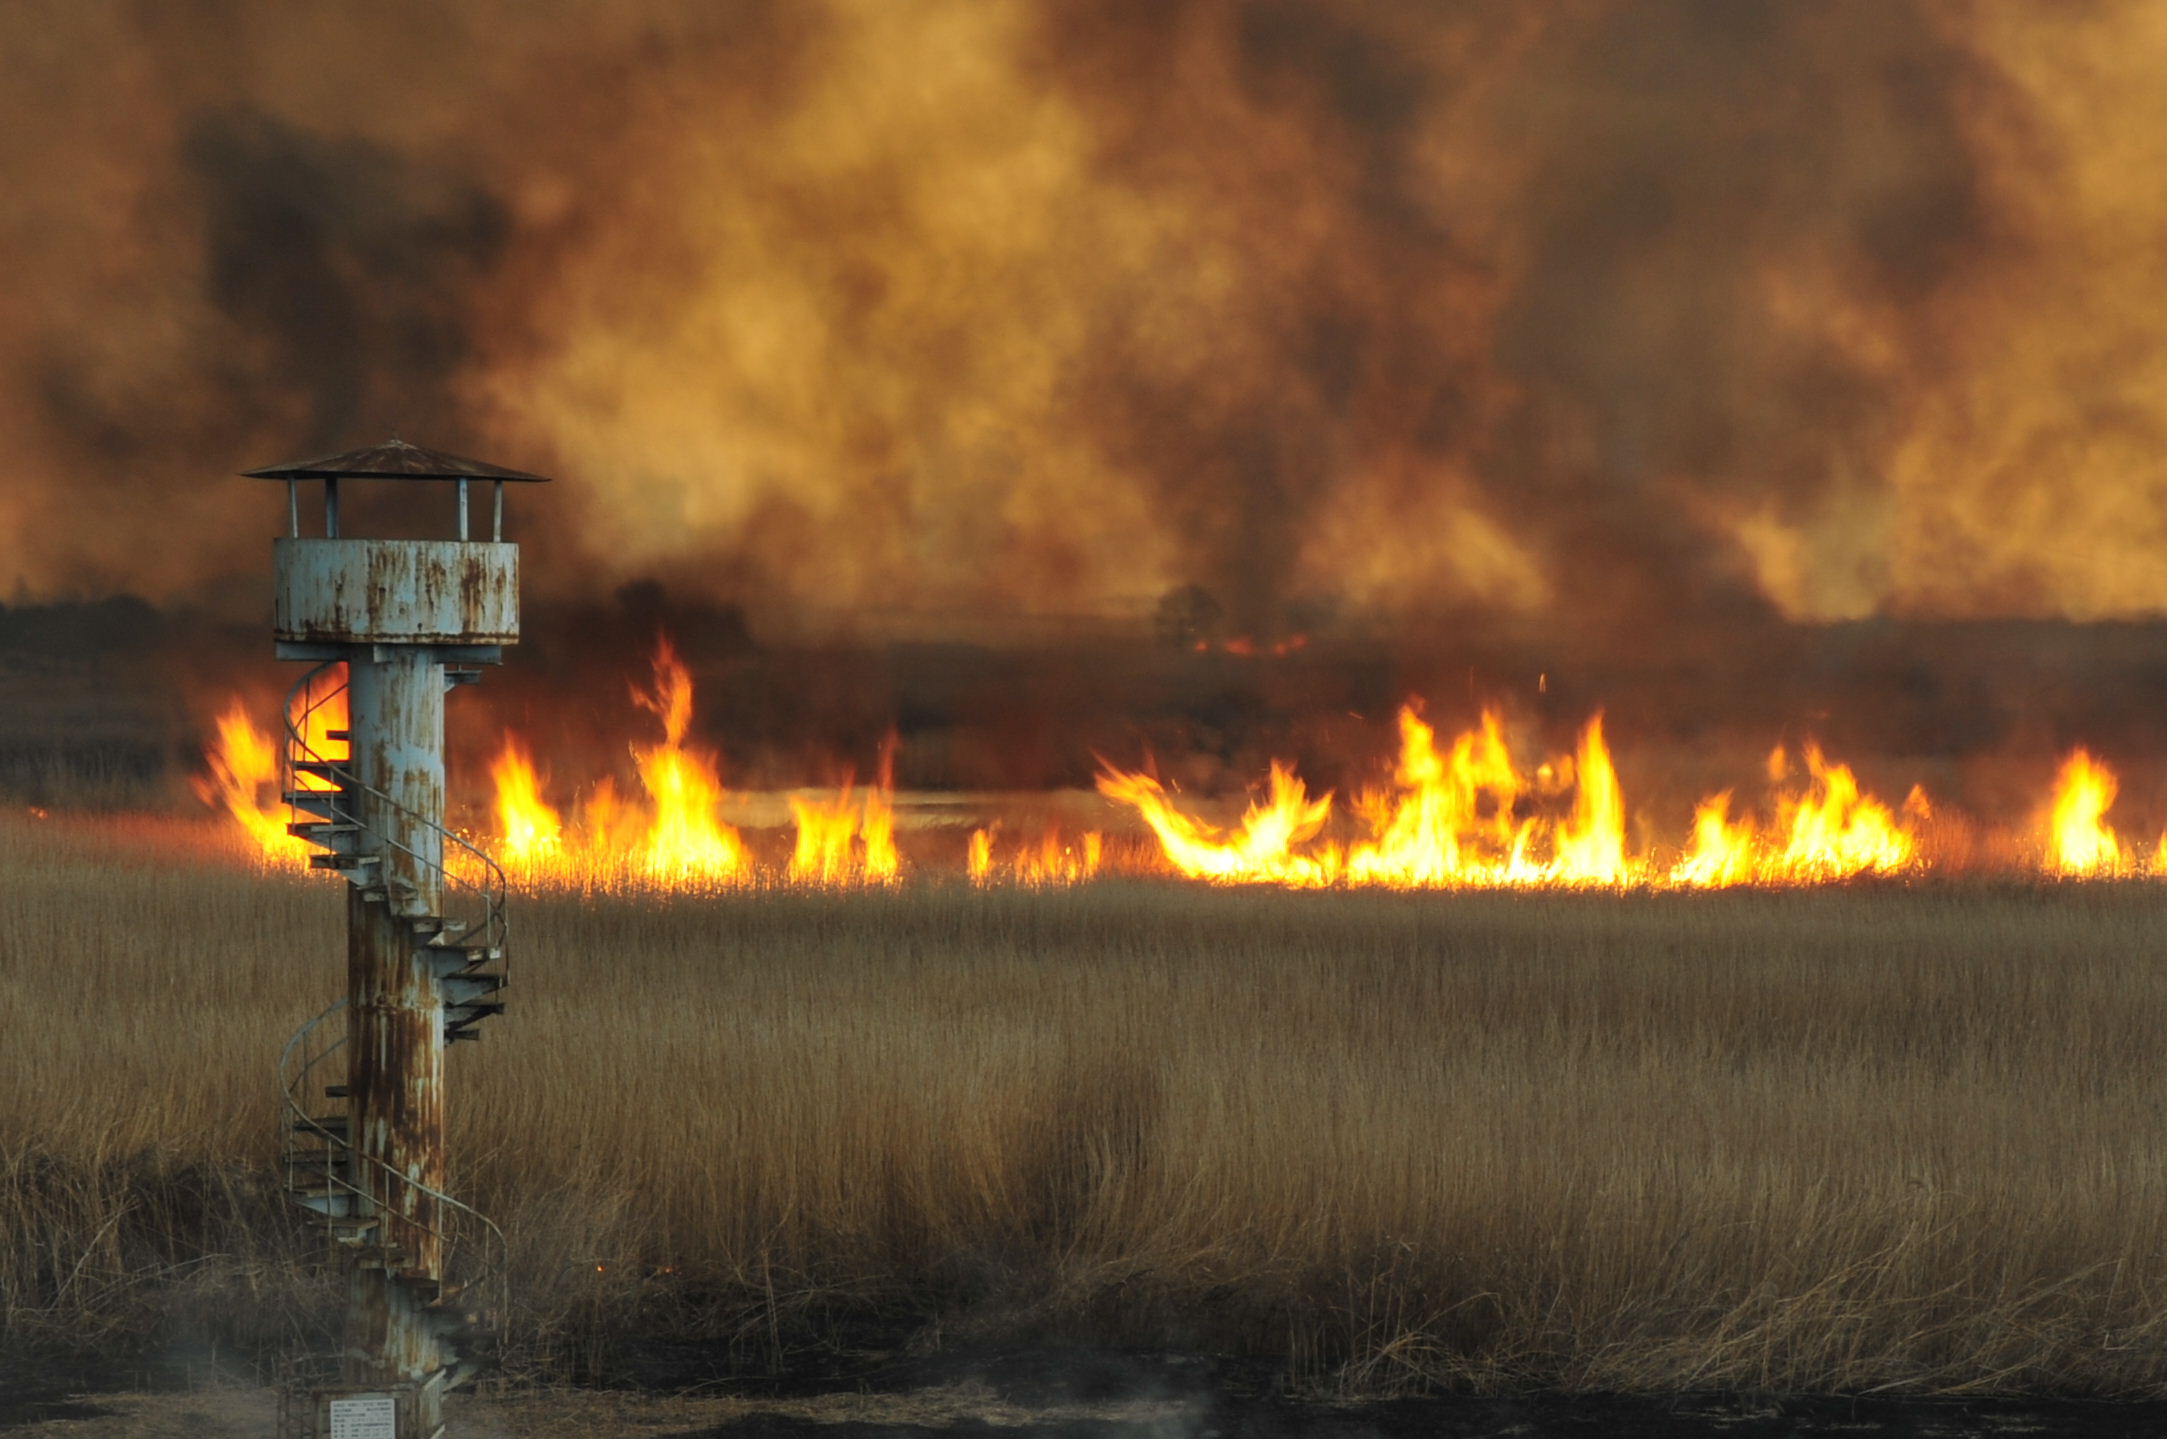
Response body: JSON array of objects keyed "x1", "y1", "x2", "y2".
[{"x1": 341, "y1": 648, "x2": 449, "y2": 1425}]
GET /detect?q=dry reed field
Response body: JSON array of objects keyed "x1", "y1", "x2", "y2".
[{"x1": 4, "y1": 810, "x2": 2166, "y2": 1401}]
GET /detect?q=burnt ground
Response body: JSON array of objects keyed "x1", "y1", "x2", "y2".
[
  {"x1": 9, "y1": 1346, "x2": 2167, "y2": 1438},
  {"x1": 597, "y1": 1344, "x2": 2167, "y2": 1439}
]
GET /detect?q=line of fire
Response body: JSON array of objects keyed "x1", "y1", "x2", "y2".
[{"x1": 194, "y1": 611, "x2": 2162, "y2": 894}]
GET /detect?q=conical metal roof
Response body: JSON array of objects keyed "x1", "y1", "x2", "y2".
[{"x1": 243, "y1": 436, "x2": 551, "y2": 482}]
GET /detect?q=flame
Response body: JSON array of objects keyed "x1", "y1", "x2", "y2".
[
  {"x1": 1668, "y1": 744, "x2": 1921, "y2": 884},
  {"x1": 193, "y1": 700, "x2": 299, "y2": 860},
  {"x1": 292, "y1": 667, "x2": 350, "y2": 791},
  {"x1": 1551, "y1": 714, "x2": 1628, "y2": 884},
  {"x1": 785, "y1": 782, "x2": 898, "y2": 885},
  {"x1": 189, "y1": 649, "x2": 2167, "y2": 891},
  {"x1": 1766, "y1": 744, "x2": 1919, "y2": 880},
  {"x1": 490, "y1": 738, "x2": 563, "y2": 868},
  {"x1": 1017, "y1": 830, "x2": 1102, "y2": 885},
  {"x1": 1100, "y1": 708, "x2": 1640, "y2": 888},
  {"x1": 193, "y1": 666, "x2": 347, "y2": 864},
  {"x1": 1098, "y1": 761, "x2": 1338, "y2": 885},
  {"x1": 1099, "y1": 707, "x2": 1936, "y2": 889},
  {"x1": 967, "y1": 826, "x2": 1104, "y2": 885},
  {"x1": 2047, "y1": 749, "x2": 2125, "y2": 876},
  {"x1": 861, "y1": 740, "x2": 900, "y2": 882},
  {"x1": 1670, "y1": 791, "x2": 1756, "y2": 887},
  {"x1": 624, "y1": 640, "x2": 750, "y2": 881},
  {"x1": 485, "y1": 639, "x2": 910, "y2": 887}
]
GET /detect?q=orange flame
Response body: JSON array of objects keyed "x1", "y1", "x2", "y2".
[
  {"x1": 1669, "y1": 744, "x2": 1922, "y2": 884},
  {"x1": 967, "y1": 826, "x2": 1103, "y2": 885},
  {"x1": 1767, "y1": 744, "x2": 1920, "y2": 880},
  {"x1": 193, "y1": 700, "x2": 300, "y2": 860},
  {"x1": 194, "y1": 666, "x2": 347, "y2": 864},
  {"x1": 1098, "y1": 761, "x2": 1338, "y2": 885},
  {"x1": 2047, "y1": 748, "x2": 2125, "y2": 876},
  {"x1": 1101, "y1": 707, "x2": 1640, "y2": 888},
  {"x1": 625, "y1": 640, "x2": 750, "y2": 881},
  {"x1": 785, "y1": 781, "x2": 898, "y2": 885},
  {"x1": 490, "y1": 738, "x2": 563, "y2": 868},
  {"x1": 486, "y1": 639, "x2": 910, "y2": 887},
  {"x1": 1551, "y1": 714, "x2": 1629, "y2": 884},
  {"x1": 1670, "y1": 791, "x2": 1756, "y2": 887},
  {"x1": 193, "y1": 656, "x2": 2167, "y2": 891},
  {"x1": 292, "y1": 667, "x2": 350, "y2": 792}
]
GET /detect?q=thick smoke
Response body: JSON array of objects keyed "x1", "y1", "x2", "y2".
[{"x1": 3, "y1": 0, "x2": 2163, "y2": 640}]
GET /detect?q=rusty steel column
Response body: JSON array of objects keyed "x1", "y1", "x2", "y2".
[{"x1": 342, "y1": 650, "x2": 447, "y2": 1406}]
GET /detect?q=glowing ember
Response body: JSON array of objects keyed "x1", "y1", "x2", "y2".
[{"x1": 2047, "y1": 749, "x2": 2125, "y2": 876}]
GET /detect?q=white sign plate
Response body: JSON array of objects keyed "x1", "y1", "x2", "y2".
[{"x1": 327, "y1": 1392, "x2": 398, "y2": 1439}]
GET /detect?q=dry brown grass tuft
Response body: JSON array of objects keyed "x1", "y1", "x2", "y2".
[{"x1": 4, "y1": 812, "x2": 2165, "y2": 1395}]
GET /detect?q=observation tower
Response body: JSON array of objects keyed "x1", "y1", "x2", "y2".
[{"x1": 248, "y1": 438, "x2": 549, "y2": 1439}]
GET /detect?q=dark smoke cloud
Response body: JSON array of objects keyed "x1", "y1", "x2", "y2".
[
  {"x1": 1, "y1": 0, "x2": 2160, "y2": 639},
  {"x1": 183, "y1": 110, "x2": 506, "y2": 450}
]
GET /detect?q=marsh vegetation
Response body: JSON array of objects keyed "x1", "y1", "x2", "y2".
[{"x1": 4, "y1": 812, "x2": 2163, "y2": 1398}]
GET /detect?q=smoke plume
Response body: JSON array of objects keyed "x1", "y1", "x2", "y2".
[{"x1": 4, "y1": 0, "x2": 2164, "y2": 640}]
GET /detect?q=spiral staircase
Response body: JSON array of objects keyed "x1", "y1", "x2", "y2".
[{"x1": 274, "y1": 661, "x2": 510, "y2": 1394}]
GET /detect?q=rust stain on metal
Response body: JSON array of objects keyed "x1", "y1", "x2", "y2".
[
  {"x1": 274, "y1": 538, "x2": 519, "y2": 644},
  {"x1": 348, "y1": 889, "x2": 445, "y2": 1282},
  {"x1": 264, "y1": 445, "x2": 535, "y2": 1430}
]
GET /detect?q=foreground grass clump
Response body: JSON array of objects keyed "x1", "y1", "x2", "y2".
[{"x1": 4, "y1": 813, "x2": 2166, "y2": 1395}]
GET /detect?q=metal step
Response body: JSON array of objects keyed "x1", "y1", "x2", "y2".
[
  {"x1": 291, "y1": 1113, "x2": 351, "y2": 1142},
  {"x1": 355, "y1": 1243, "x2": 412, "y2": 1273},
  {"x1": 425, "y1": 946, "x2": 502, "y2": 977},
  {"x1": 324, "y1": 729, "x2": 351, "y2": 741},
  {"x1": 324, "y1": 1217, "x2": 381, "y2": 1247},
  {"x1": 282, "y1": 789, "x2": 349, "y2": 817},
  {"x1": 309, "y1": 852, "x2": 381, "y2": 876},
  {"x1": 444, "y1": 1001, "x2": 506, "y2": 1042},
  {"x1": 434, "y1": 1311, "x2": 499, "y2": 1347},
  {"x1": 289, "y1": 1186, "x2": 364, "y2": 1220},
  {"x1": 286, "y1": 1153, "x2": 352, "y2": 1179},
  {"x1": 400, "y1": 1275, "x2": 476, "y2": 1310},
  {"x1": 442, "y1": 972, "x2": 505, "y2": 1006},
  {"x1": 409, "y1": 915, "x2": 466, "y2": 938},
  {"x1": 288, "y1": 821, "x2": 360, "y2": 852},
  {"x1": 291, "y1": 759, "x2": 347, "y2": 780}
]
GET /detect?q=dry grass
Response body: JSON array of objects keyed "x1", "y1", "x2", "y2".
[{"x1": 3, "y1": 811, "x2": 2165, "y2": 1397}]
